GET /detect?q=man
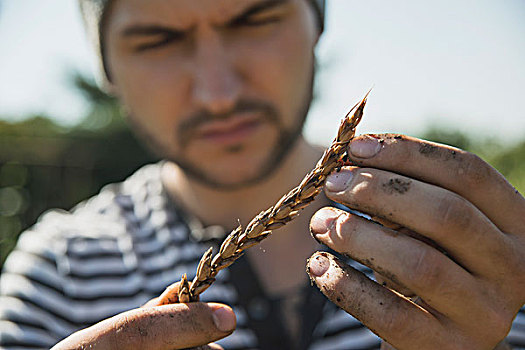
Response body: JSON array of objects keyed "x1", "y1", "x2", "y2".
[{"x1": 1, "y1": 0, "x2": 524, "y2": 349}]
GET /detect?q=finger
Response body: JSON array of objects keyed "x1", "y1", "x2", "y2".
[
  {"x1": 142, "y1": 297, "x2": 161, "y2": 308},
  {"x1": 374, "y1": 272, "x2": 414, "y2": 297},
  {"x1": 346, "y1": 134, "x2": 525, "y2": 233},
  {"x1": 324, "y1": 166, "x2": 509, "y2": 276},
  {"x1": 188, "y1": 344, "x2": 224, "y2": 350},
  {"x1": 157, "y1": 281, "x2": 181, "y2": 305},
  {"x1": 349, "y1": 218, "x2": 416, "y2": 296},
  {"x1": 310, "y1": 207, "x2": 487, "y2": 321},
  {"x1": 306, "y1": 252, "x2": 445, "y2": 350},
  {"x1": 52, "y1": 303, "x2": 236, "y2": 350},
  {"x1": 380, "y1": 342, "x2": 398, "y2": 350}
]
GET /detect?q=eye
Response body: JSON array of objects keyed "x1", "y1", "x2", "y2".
[
  {"x1": 231, "y1": 8, "x2": 284, "y2": 28},
  {"x1": 134, "y1": 32, "x2": 184, "y2": 52},
  {"x1": 237, "y1": 15, "x2": 280, "y2": 26}
]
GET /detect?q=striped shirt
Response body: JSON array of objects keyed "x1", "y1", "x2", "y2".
[{"x1": 0, "y1": 163, "x2": 523, "y2": 349}]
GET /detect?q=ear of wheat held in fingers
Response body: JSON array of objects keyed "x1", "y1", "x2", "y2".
[{"x1": 158, "y1": 91, "x2": 370, "y2": 304}]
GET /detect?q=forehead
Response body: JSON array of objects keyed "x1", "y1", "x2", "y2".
[{"x1": 107, "y1": 0, "x2": 293, "y2": 28}]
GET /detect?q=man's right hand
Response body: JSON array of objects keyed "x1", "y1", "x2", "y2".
[{"x1": 50, "y1": 301, "x2": 236, "y2": 349}]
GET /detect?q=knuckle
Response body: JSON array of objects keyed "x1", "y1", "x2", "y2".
[
  {"x1": 345, "y1": 170, "x2": 377, "y2": 209},
  {"x1": 181, "y1": 304, "x2": 213, "y2": 335},
  {"x1": 483, "y1": 307, "x2": 513, "y2": 341},
  {"x1": 489, "y1": 236, "x2": 525, "y2": 285},
  {"x1": 111, "y1": 312, "x2": 148, "y2": 349},
  {"x1": 457, "y1": 308, "x2": 512, "y2": 349},
  {"x1": 407, "y1": 248, "x2": 444, "y2": 291},
  {"x1": 435, "y1": 193, "x2": 474, "y2": 235},
  {"x1": 507, "y1": 237, "x2": 525, "y2": 275},
  {"x1": 379, "y1": 305, "x2": 414, "y2": 338},
  {"x1": 335, "y1": 214, "x2": 361, "y2": 248},
  {"x1": 458, "y1": 151, "x2": 491, "y2": 188}
]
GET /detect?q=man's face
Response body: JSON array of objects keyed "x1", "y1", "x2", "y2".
[{"x1": 104, "y1": 0, "x2": 319, "y2": 189}]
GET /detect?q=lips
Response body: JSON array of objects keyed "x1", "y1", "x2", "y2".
[{"x1": 194, "y1": 114, "x2": 263, "y2": 145}]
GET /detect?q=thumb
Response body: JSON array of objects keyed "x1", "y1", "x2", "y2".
[
  {"x1": 188, "y1": 344, "x2": 224, "y2": 350},
  {"x1": 381, "y1": 342, "x2": 398, "y2": 350}
]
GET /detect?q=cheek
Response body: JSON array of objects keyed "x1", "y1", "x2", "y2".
[
  {"x1": 114, "y1": 57, "x2": 187, "y2": 116},
  {"x1": 109, "y1": 52, "x2": 191, "y2": 145},
  {"x1": 236, "y1": 20, "x2": 316, "y2": 127}
]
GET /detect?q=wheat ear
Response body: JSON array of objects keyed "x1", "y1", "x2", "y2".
[{"x1": 158, "y1": 92, "x2": 370, "y2": 304}]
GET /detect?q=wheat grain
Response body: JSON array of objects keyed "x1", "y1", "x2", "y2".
[{"x1": 158, "y1": 92, "x2": 370, "y2": 305}]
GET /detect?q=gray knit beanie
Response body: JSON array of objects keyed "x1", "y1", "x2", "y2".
[{"x1": 79, "y1": 0, "x2": 326, "y2": 82}]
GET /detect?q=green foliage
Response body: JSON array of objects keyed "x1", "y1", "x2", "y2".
[
  {"x1": 420, "y1": 128, "x2": 473, "y2": 151},
  {"x1": 1, "y1": 75, "x2": 524, "y2": 271},
  {"x1": 71, "y1": 73, "x2": 126, "y2": 131},
  {"x1": 0, "y1": 74, "x2": 156, "y2": 270},
  {"x1": 421, "y1": 127, "x2": 525, "y2": 195},
  {"x1": 490, "y1": 141, "x2": 525, "y2": 195}
]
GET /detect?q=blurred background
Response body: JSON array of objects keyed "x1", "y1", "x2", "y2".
[{"x1": 0, "y1": 0, "x2": 524, "y2": 269}]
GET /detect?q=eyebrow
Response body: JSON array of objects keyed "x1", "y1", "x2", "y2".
[
  {"x1": 121, "y1": 24, "x2": 183, "y2": 38},
  {"x1": 228, "y1": 0, "x2": 289, "y2": 25},
  {"x1": 119, "y1": 0, "x2": 289, "y2": 38}
]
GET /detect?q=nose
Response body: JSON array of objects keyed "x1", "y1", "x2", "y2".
[{"x1": 192, "y1": 31, "x2": 241, "y2": 115}]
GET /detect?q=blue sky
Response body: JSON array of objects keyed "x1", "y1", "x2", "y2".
[{"x1": 0, "y1": 0, "x2": 524, "y2": 144}]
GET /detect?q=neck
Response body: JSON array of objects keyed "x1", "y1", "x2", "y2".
[
  {"x1": 162, "y1": 136, "x2": 330, "y2": 298},
  {"x1": 161, "y1": 136, "x2": 323, "y2": 230}
]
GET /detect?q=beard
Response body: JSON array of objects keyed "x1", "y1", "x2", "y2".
[
  {"x1": 128, "y1": 76, "x2": 314, "y2": 191},
  {"x1": 176, "y1": 99, "x2": 310, "y2": 190}
]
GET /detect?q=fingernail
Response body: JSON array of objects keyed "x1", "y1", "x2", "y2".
[
  {"x1": 349, "y1": 135, "x2": 381, "y2": 158},
  {"x1": 308, "y1": 253, "x2": 330, "y2": 277},
  {"x1": 310, "y1": 208, "x2": 339, "y2": 236},
  {"x1": 326, "y1": 169, "x2": 353, "y2": 192},
  {"x1": 212, "y1": 307, "x2": 236, "y2": 332}
]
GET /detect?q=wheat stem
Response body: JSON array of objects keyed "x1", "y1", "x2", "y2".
[{"x1": 158, "y1": 92, "x2": 370, "y2": 304}]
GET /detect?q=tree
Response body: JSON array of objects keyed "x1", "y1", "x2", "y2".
[{"x1": 0, "y1": 73, "x2": 155, "y2": 270}]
